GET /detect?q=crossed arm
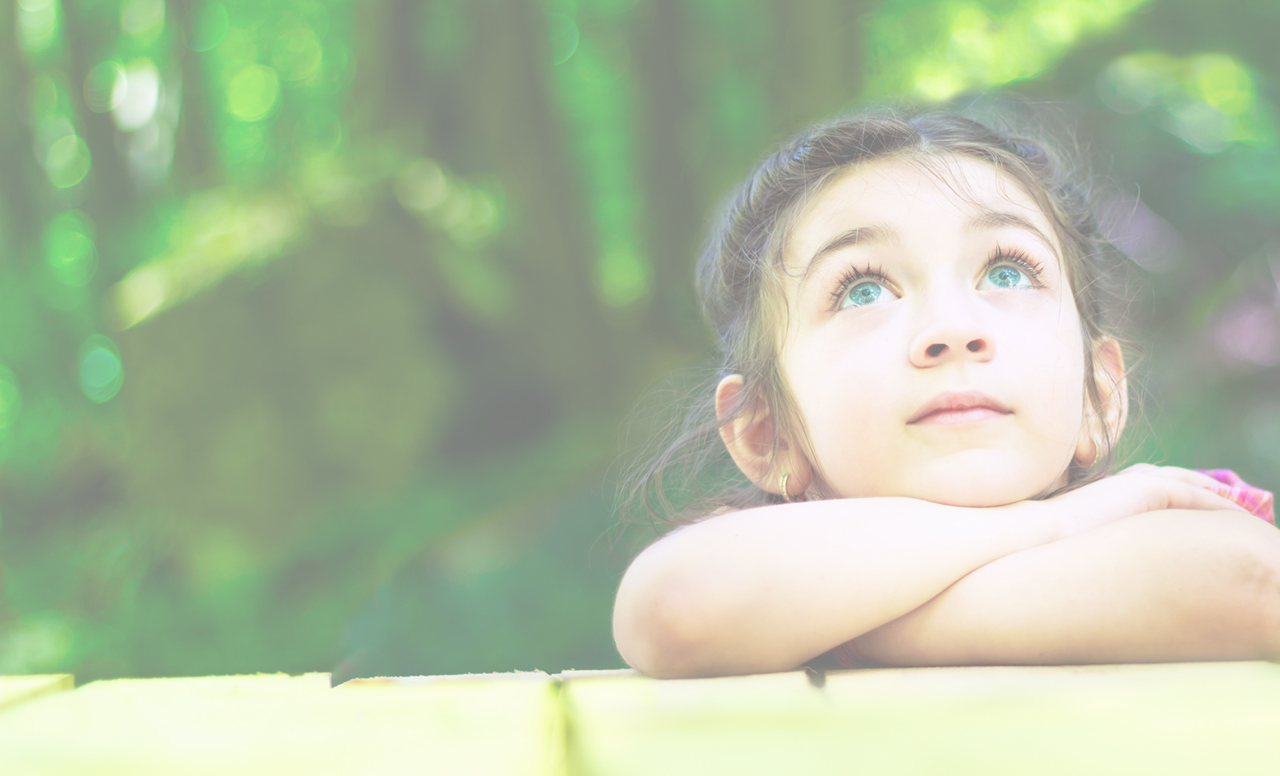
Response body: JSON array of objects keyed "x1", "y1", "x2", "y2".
[{"x1": 613, "y1": 468, "x2": 1280, "y2": 678}]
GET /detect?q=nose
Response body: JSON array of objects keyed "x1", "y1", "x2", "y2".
[{"x1": 909, "y1": 298, "x2": 996, "y2": 367}]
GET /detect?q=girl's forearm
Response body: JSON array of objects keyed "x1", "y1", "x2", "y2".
[
  {"x1": 613, "y1": 497, "x2": 1060, "y2": 678},
  {"x1": 850, "y1": 509, "x2": 1280, "y2": 666}
]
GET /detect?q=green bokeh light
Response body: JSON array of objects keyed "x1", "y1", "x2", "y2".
[
  {"x1": 78, "y1": 335, "x2": 124, "y2": 404},
  {"x1": 273, "y1": 30, "x2": 323, "y2": 81},
  {"x1": 226, "y1": 64, "x2": 281, "y2": 122},
  {"x1": 120, "y1": 0, "x2": 165, "y2": 40},
  {"x1": 547, "y1": 13, "x2": 580, "y2": 66},
  {"x1": 1192, "y1": 55, "x2": 1255, "y2": 116},
  {"x1": 44, "y1": 135, "x2": 91, "y2": 189},
  {"x1": 17, "y1": 0, "x2": 60, "y2": 55},
  {"x1": 83, "y1": 61, "x2": 125, "y2": 112},
  {"x1": 44, "y1": 210, "x2": 98, "y2": 287},
  {"x1": 28, "y1": 74, "x2": 60, "y2": 120},
  {"x1": 189, "y1": 3, "x2": 230, "y2": 52},
  {"x1": 1097, "y1": 52, "x2": 1270, "y2": 152},
  {"x1": 0, "y1": 612, "x2": 77, "y2": 674},
  {"x1": 596, "y1": 246, "x2": 649, "y2": 308}
]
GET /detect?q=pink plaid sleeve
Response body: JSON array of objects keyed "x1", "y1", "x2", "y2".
[{"x1": 1194, "y1": 469, "x2": 1274, "y2": 525}]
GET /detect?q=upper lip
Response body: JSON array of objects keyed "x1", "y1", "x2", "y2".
[{"x1": 908, "y1": 391, "x2": 1012, "y2": 423}]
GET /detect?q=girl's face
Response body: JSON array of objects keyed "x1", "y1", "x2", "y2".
[{"x1": 778, "y1": 154, "x2": 1089, "y2": 506}]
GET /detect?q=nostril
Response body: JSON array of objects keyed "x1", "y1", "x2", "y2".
[
  {"x1": 967, "y1": 339, "x2": 984, "y2": 353},
  {"x1": 926, "y1": 343, "x2": 946, "y2": 358}
]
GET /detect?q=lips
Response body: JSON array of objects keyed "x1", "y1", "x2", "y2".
[{"x1": 908, "y1": 390, "x2": 1012, "y2": 424}]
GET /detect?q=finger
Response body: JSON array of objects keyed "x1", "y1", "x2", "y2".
[
  {"x1": 1166, "y1": 481, "x2": 1250, "y2": 513},
  {"x1": 1125, "y1": 464, "x2": 1229, "y2": 491}
]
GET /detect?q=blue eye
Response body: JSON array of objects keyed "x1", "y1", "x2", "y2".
[
  {"x1": 842, "y1": 281, "x2": 892, "y2": 309},
  {"x1": 983, "y1": 264, "x2": 1033, "y2": 290}
]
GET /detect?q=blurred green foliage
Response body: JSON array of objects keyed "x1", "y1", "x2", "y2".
[{"x1": 0, "y1": 0, "x2": 1278, "y2": 681}]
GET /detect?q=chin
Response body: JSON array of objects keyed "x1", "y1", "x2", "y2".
[
  {"x1": 918, "y1": 484, "x2": 1029, "y2": 507},
  {"x1": 897, "y1": 462, "x2": 1056, "y2": 507},
  {"x1": 831, "y1": 475, "x2": 1037, "y2": 506},
  {"x1": 825, "y1": 450, "x2": 1070, "y2": 506}
]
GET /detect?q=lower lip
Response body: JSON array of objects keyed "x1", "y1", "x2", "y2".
[{"x1": 911, "y1": 408, "x2": 1010, "y2": 425}]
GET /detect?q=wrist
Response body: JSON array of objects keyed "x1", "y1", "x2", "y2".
[{"x1": 999, "y1": 497, "x2": 1064, "y2": 547}]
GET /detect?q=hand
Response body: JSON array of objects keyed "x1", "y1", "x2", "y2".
[{"x1": 1043, "y1": 464, "x2": 1251, "y2": 541}]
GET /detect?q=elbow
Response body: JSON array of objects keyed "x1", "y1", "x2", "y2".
[
  {"x1": 1213, "y1": 518, "x2": 1280, "y2": 660},
  {"x1": 613, "y1": 593, "x2": 702, "y2": 679},
  {"x1": 1248, "y1": 531, "x2": 1280, "y2": 661},
  {"x1": 612, "y1": 549, "x2": 722, "y2": 679}
]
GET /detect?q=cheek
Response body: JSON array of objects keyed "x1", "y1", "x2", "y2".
[
  {"x1": 1023, "y1": 312, "x2": 1088, "y2": 431},
  {"x1": 783, "y1": 338, "x2": 897, "y2": 455}
]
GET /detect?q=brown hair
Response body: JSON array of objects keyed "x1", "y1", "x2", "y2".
[{"x1": 624, "y1": 103, "x2": 1134, "y2": 528}]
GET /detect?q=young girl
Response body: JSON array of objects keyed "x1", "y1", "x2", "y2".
[{"x1": 612, "y1": 107, "x2": 1278, "y2": 679}]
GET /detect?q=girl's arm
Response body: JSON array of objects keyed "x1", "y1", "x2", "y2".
[
  {"x1": 849, "y1": 508, "x2": 1280, "y2": 666},
  {"x1": 613, "y1": 466, "x2": 1252, "y2": 678}
]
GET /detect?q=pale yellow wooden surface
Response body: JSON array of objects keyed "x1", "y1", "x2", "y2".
[
  {"x1": 562, "y1": 661, "x2": 1280, "y2": 776},
  {"x1": 0, "y1": 671, "x2": 560, "y2": 776},
  {"x1": 4, "y1": 663, "x2": 1280, "y2": 775},
  {"x1": 0, "y1": 674, "x2": 74, "y2": 714}
]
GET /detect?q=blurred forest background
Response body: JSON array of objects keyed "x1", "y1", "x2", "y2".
[{"x1": 0, "y1": 0, "x2": 1278, "y2": 681}]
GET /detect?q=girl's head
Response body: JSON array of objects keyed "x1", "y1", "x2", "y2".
[{"x1": 633, "y1": 105, "x2": 1134, "y2": 522}]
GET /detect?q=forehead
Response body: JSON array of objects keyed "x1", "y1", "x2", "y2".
[{"x1": 783, "y1": 154, "x2": 1060, "y2": 272}]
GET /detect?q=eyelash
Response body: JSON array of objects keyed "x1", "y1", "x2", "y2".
[
  {"x1": 827, "y1": 246, "x2": 1047, "y2": 309},
  {"x1": 828, "y1": 261, "x2": 891, "y2": 309}
]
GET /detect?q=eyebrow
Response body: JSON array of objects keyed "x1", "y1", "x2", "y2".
[
  {"x1": 796, "y1": 224, "x2": 899, "y2": 291},
  {"x1": 966, "y1": 208, "x2": 1059, "y2": 256},
  {"x1": 795, "y1": 208, "x2": 1059, "y2": 294}
]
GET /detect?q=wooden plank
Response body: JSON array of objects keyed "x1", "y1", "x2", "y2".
[
  {"x1": 0, "y1": 671, "x2": 561, "y2": 776},
  {"x1": 563, "y1": 668, "x2": 820, "y2": 776},
  {"x1": 562, "y1": 661, "x2": 1280, "y2": 776},
  {"x1": 10, "y1": 662, "x2": 1276, "y2": 775},
  {"x1": 815, "y1": 662, "x2": 1280, "y2": 775},
  {"x1": 339, "y1": 669, "x2": 552, "y2": 686},
  {"x1": 0, "y1": 675, "x2": 74, "y2": 714}
]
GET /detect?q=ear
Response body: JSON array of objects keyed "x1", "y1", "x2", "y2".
[
  {"x1": 715, "y1": 375, "x2": 812, "y2": 498},
  {"x1": 1074, "y1": 337, "x2": 1128, "y2": 466}
]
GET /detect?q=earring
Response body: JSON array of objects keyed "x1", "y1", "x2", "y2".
[
  {"x1": 1080, "y1": 435, "x2": 1102, "y2": 467},
  {"x1": 780, "y1": 473, "x2": 801, "y2": 503}
]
